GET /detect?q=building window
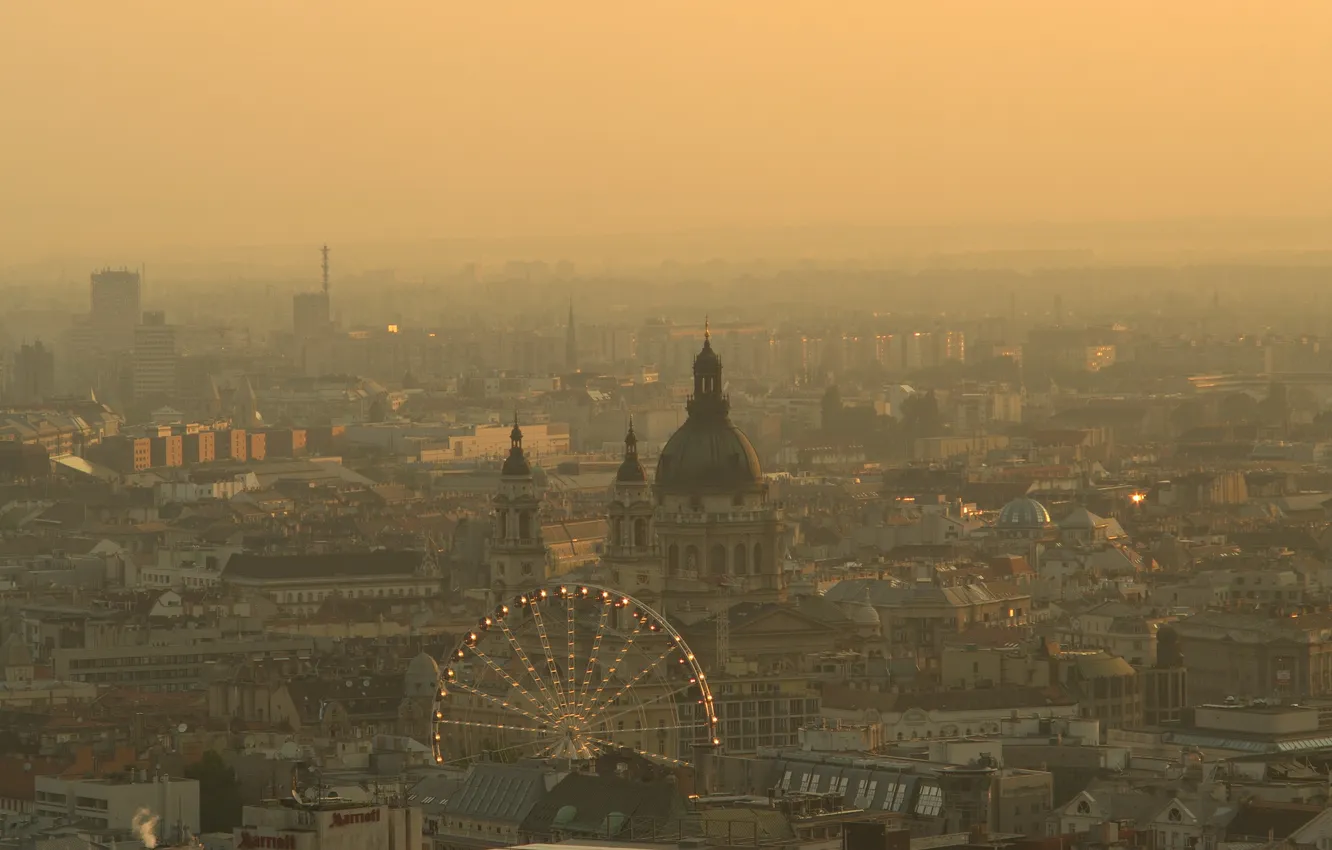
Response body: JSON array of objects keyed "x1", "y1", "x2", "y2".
[
  {"x1": 709, "y1": 544, "x2": 727, "y2": 575},
  {"x1": 915, "y1": 784, "x2": 943, "y2": 817}
]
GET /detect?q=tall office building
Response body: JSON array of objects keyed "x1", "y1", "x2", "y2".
[
  {"x1": 9, "y1": 341, "x2": 56, "y2": 404},
  {"x1": 90, "y1": 269, "x2": 142, "y2": 353},
  {"x1": 133, "y1": 311, "x2": 179, "y2": 400}
]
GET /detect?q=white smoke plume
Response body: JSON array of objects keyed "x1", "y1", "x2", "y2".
[{"x1": 131, "y1": 808, "x2": 160, "y2": 849}]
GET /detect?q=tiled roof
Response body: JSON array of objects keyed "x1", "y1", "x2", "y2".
[{"x1": 443, "y1": 762, "x2": 554, "y2": 823}]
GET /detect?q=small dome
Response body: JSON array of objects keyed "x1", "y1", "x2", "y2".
[
  {"x1": 839, "y1": 599, "x2": 881, "y2": 628},
  {"x1": 502, "y1": 449, "x2": 531, "y2": 477},
  {"x1": 616, "y1": 421, "x2": 646, "y2": 483},
  {"x1": 616, "y1": 456, "x2": 646, "y2": 483},
  {"x1": 554, "y1": 806, "x2": 578, "y2": 825},
  {"x1": 997, "y1": 497, "x2": 1052, "y2": 528},
  {"x1": 502, "y1": 420, "x2": 531, "y2": 477},
  {"x1": 404, "y1": 652, "x2": 440, "y2": 697}
]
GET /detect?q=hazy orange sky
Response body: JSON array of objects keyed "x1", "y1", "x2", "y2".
[{"x1": 2, "y1": 1, "x2": 1330, "y2": 260}]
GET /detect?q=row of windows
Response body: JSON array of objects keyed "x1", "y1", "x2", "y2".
[
  {"x1": 143, "y1": 574, "x2": 218, "y2": 586},
  {"x1": 279, "y1": 585, "x2": 431, "y2": 604},
  {"x1": 76, "y1": 669, "x2": 197, "y2": 683},
  {"x1": 666, "y1": 542, "x2": 766, "y2": 577},
  {"x1": 723, "y1": 718, "x2": 808, "y2": 736},
  {"x1": 71, "y1": 654, "x2": 210, "y2": 670}
]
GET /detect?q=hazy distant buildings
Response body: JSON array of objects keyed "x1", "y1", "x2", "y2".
[
  {"x1": 132, "y1": 311, "x2": 178, "y2": 400},
  {"x1": 293, "y1": 290, "x2": 331, "y2": 341},
  {"x1": 89, "y1": 268, "x2": 141, "y2": 353},
  {"x1": 8, "y1": 341, "x2": 55, "y2": 404}
]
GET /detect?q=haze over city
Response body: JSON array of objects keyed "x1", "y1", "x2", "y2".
[
  {"x1": 7, "y1": 6, "x2": 1332, "y2": 850},
  {"x1": 4, "y1": 1, "x2": 1332, "y2": 263}
]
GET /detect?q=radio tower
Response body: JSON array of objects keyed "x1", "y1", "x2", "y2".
[{"x1": 321, "y1": 244, "x2": 330, "y2": 296}]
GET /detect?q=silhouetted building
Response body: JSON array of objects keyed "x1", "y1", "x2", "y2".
[
  {"x1": 294, "y1": 291, "x2": 331, "y2": 341},
  {"x1": 149, "y1": 434, "x2": 184, "y2": 468},
  {"x1": 90, "y1": 268, "x2": 142, "y2": 353},
  {"x1": 9, "y1": 340, "x2": 55, "y2": 404},
  {"x1": 182, "y1": 430, "x2": 216, "y2": 464},
  {"x1": 132, "y1": 311, "x2": 178, "y2": 399},
  {"x1": 91, "y1": 435, "x2": 152, "y2": 473}
]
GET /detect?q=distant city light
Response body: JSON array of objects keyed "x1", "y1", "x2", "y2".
[
  {"x1": 1130, "y1": 493, "x2": 1145, "y2": 504},
  {"x1": 387, "y1": 324, "x2": 399, "y2": 334}
]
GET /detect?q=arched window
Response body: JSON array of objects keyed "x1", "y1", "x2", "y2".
[
  {"x1": 497, "y1": 512, "x2": 507, "y2": 539},
  {"x1": 733, "y1": 543, "x2": 748, "y2": 575},
  {"x1": 684, "y1": 545, "x2": 699, "y2": 574},
  {"x1": 518, "y1": 511, "x2": 531, "y2": 540},
  {"x1": 667, "y1": 544, "x2": 680, "y2": 575},
  {"x1": 709, "y1": 544, "x2": 727, "y2": 575},
  {"x1": 612, "y1": 517, "x2": 623, "y2": 546},
  {"x1": 753, "y1": 542, "x2": 764, "y2": 572},
  {"x1": 634, "y1": 518, "x2": 648, "y2": 549}
]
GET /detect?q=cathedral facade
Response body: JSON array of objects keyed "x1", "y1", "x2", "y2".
[{"x1": 489, "y1": 328, "x2": 785, "y2": 614}]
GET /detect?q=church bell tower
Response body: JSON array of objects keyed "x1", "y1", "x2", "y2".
[{"x1": 489, "y1": 417, "x2": 547, "y2": 596}]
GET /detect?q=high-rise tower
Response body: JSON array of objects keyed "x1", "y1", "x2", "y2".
[
  {"x1": 90, "y1": 268, "x2": 142, "y2": 353},
  {"x1": 488, "y1": 417, "x2": 548, "y2": 596},
  {"x1": 132, "y1": 311, "x2": 179, "y2": 400}
]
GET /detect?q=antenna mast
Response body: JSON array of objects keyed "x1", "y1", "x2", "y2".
[{"x1": 321, "y1": 244, "x2": 330, "y2": 297}]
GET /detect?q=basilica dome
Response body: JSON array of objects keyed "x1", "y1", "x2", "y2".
[
  {"x1": 654, "y1": 328, "x2": 763, "y2": 496},
  {"x1": 655, "y1": 418, "x2": 762, "y2": 494}
]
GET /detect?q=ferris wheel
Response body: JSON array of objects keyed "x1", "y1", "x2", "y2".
[{"x1": 431, "y1": 584, "x2": 718, "y2": 767}]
